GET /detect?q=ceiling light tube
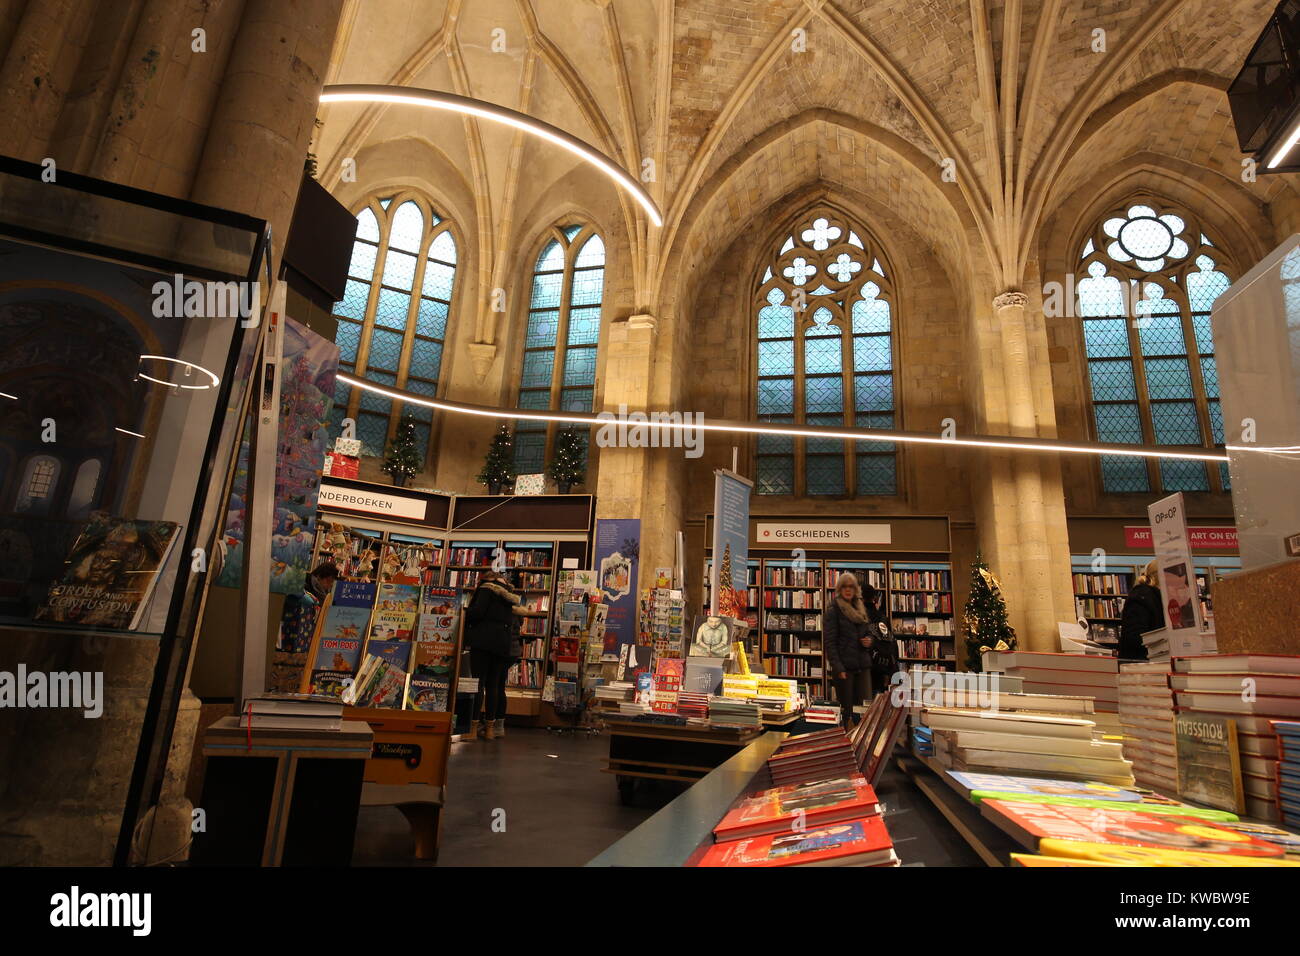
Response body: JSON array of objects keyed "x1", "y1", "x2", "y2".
[
  {"x1": 319, "y1": 84, "x2": 664, "y2": 227},
  {"x1": 138, "y1": 355, "x2": 221, "y2": 390},
  {"x1": 115, "y1": 427, "x2": 146, "y2": 439},
  {"x1": 0, "y1": 391, "x2": 16, "y2": 400},
  {"x1": 1267, "y1": 115, "x2": 1300, "y2": 169},
  {"x1": 335, "y1": 372, "x2": 1231, "y2": 463}
]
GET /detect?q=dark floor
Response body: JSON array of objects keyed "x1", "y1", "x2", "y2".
[{"x1": 353, "y1": 724, "x2": 985, "y2": 867}]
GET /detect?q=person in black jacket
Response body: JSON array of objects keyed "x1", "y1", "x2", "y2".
[
  {"x1": 1119, "y1": 560, "x2": 1162, "y2": 661},
  {"x1": 463, "y1": 571, "x2": 522, "y2": 741},
  {"x1": 824, "y1": 571, "x2": 877, "y2": 728}
]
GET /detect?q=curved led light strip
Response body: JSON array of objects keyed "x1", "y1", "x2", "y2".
[
  {"x1": 319, "y1": 84, "x2": 663, "y2": 228},
  {"x1": 137, "y1": 354, "x2": 221, "y2": 391},
  {"x1": 336, "y1": 372, "x2": 1231, "y2": 462}
]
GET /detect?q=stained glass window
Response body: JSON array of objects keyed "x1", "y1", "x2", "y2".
[
  {"x1": 330, "y1": 196, "x2": 457, "y2": 463},
  {"x1": 1078, "y1": 201, "x2": 1232, "y2": 493},
  {"x1": 514, "y1": 226, "x2": 605, "y2": 478},
  {"x1": 754, "y1": 209, "x2": 897, "y2": 495}
]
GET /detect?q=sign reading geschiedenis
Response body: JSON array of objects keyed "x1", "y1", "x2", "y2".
[
  {"x1": 755, "y1": 522, "x2": 892, "y2": 546},
  {"x1": 318, "y1": 483, "x2": 427, "y2": 521}
]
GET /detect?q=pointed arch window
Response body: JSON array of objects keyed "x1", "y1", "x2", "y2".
[
  {"x1": 754, "y1": 209, "x2": 898, "y2": 496},
  {"x1": 513, "y1": 225, "x2": 604, "y2": 476},
  {"x1": 1077, "y1": 200, "x2": 1232, "y2": 493},
  {"x1": 329, "y1": 195, "x2": 458, "y2": 463}
]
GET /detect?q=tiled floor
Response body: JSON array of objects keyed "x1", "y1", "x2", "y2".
[{"x1": 352, "y1": 725, "x2": 983, "y2": 867}]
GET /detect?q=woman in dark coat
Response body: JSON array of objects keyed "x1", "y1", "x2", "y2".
[
  {"x1": 824, "y1": 571, "x2": 879, "y2": 728},
  {"x1": 1119, "y1": 560, "x2": 1162, "y2": 661},
  {"x1": 463, "y1": 570, "x2": 522, "y2": 740}
]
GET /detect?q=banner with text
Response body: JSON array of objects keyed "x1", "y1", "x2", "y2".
[
  {"x1": 710, "y1": 470, "x2": 754, "y2": 617},
  {"x1": 1124, "y1": 525, "x2": 1238, "y2": 550},
  {"x1": 595, "y1": 518, "x2": 640, "y2": 657},
  {"x1": 1147, "y1": 492, "x2": 1205, "y2": 634}
]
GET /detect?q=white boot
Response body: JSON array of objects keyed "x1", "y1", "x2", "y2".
[{"x1": 494, "y1": 718, "x2": 506, "y2": 737}]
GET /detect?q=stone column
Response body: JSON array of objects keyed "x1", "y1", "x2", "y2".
[{"x1": 0, "y1": 0, "x2": 96, "y2": 161}]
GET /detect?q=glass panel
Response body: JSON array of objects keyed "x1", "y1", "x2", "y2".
[
  {"x1": 855, "y1": 411, "x2": 895, "y2": 452},
  {"x1": 852, "y1": 335, "x2": 891, "y2": 371},
  {"x1": 1191, "y1": 314, "x2": 1214, "y2": 355},
  {"x1": 1088, "y1": 359, "x2": 1138, "y2": 402},
  {"x1": 521, "y1": 350, "x2": 555, "y2": 388},
  {"x1": 357, "y1": 412, "x2": 390, "y2": 457},
  {"x1": 517, "y1": 389, "x2": 550, "y2": 412},
  {"x1": 416, "y1": 297, "x2": 448, "y2": 340},
  {"x1": 389, "y1": 201, "x2": 424, "y2": 252},
  {"x1": 1160, "y1": 459, "x2": 1209, "y2": 492},
  {"x1": 757, "y1": 378, "x2": 795, "y2": 416},
  {"x1": 1077, "y1": 269, "x2": 1127, "y2": 317},
  {"x1": 1200, "y1": 356, "x2": 1219, "y2": 399},
  {"x1": 854, "y1": 373, "x2": 893, "y2": 412},
  {"x1": 851, "y1": 296, "x2": 890, "y2": 334},
  {"x1": 422, "y1": 261, "x2": 455, "y2": 301},
  {"x1": 758, "y1": 433, "x2": 794, "y2": 454},
  {"x1": 567, "y1": 306, "x2": 601, "y2": 345},
  {"x1": 1101, "y1": 455, "x2": 1149, "y2": 492},
  {"x1": 1151, "y1": 401, "x2": 1203, "y2": 445},
  {"x1": 514, "y1": 431, "x2": 546, "y2": 474},
  {"x1": 530, "y1": 271, "x2": 563, "y2": 310},
  {"x1": 379, "y1": 248, "x2": 417, "y2": 291},
  {"x1": 1082, "y1": 318, "x2": 1131, "y2": 358},
  {"x1": 1137, "y1": 314, "x2": 1187, "y2": 356},
  {"x1": 375, "y1": 287, "x2": 411, "y2": 330},
  {"x1": 856, "y1": 455, "x2": 896, "y2": 495},
  {"x1": 356, "y1": 207, "x2": 380, "y2": 242},
  {"x1": 409, "y1": 338, "x2": 442, "y2": 379},
  {"x1": 804, "y1": 376, "x2": 844, "y2": 415},
  {"x1": 758, "y1": 340, "x2": 794, "y2": 376},
  {"x1": 575, "y1": 233, "x2": 605, "y2": 267},
  {"x1": 571, "y1": 267, "x2": 604, "y2": 306},
  {"x1": 365, "y1": 328, "x2": 403, "y2": 373},
  {"x1": 562, "y1": 347, "x2": 596, "y2": 387},
  {"x1": 536, "y1": 239, "x2": 564, "y2": 271},
  {"x1": 527, "y1": 310, "x2": 560, "y2": 348},
  {"x1": 757, "y1": 457, "x2": 794, "y2": 495},
  {"x1": 429, "y1": 229, "x2": 457, "y2": 264},
  {"x1": 757, "y1": 303, "x2": 794, "y2": 339},
  {"x1": 1145, "y1": 358, "x2": 1193, "y2": 400},
  {"x1": 805, "y1": 455, "x2": 845, "y2": 495},
  {"x1": 1219, "y1": 462, "x2": 1231, "y2": 490},
  {"x1": 348, "y1": 240, "x2": 378, "y2": 281},
  {"x1": 804, "y1": 334, "x2": 842, "y2": 375},
  {"x1": 358, "y1": 371, "x2": 395, "y2": 412},
  {"x1": 560, "y1": 386, "x2": 593, "y2": 412},
  {"x1": 562, "y1": 225, "x2": 583, "y2": 240},
  {"x1": 411, "y1": 422, "x2": 430, "y2": 461},
  {"x1": 1208, "y1": 399, "x2": 1224, "y2": 444},
  {"x1": 1093, "y1": 403, "x2": 1143, "y2": 443},
  {"x1": 1187, "y1": 267, "x2": 1229, "y2": 313},
  {"x1": 335, "y1": 278, "x2": 370, "y2": 321},
  {"x1": 335, "y1": 319, "x2": 361, "y2": 363}
]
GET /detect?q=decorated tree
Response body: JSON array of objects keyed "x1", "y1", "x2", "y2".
[
  {"x1": 961, "y1": 554, "x2": 1018, "y2": 670},
  {"x1": 382, "y1": 414, "x2": 421, "y2": 486},
  {"x1": 546, "y1": 427, "x2": 586, "y2": 492},
  {"x1": 477, "y1": 424, "x2": 517, "y2": 493}
]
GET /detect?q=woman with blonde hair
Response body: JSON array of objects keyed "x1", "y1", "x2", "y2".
[
  {"x1": 823, "y1": 571, "x2": 885, "y2": 728},
  {"x1": 1119, "y1": 559, "x2": 1162, "y2": 660}
]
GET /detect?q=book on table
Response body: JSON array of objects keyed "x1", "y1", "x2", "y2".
[
  {"x1": 695, "y1": 815, "x2": 897, "y2": 867},
  {"x1": 714, "y1": 775, "x2": 881, "y2": 842}
]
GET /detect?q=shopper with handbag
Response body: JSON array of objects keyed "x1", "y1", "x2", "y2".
[
  {"x1": 864, "y1": 583, "x2": 899, "y2": 697},
  {"x1": 824, "y1": 571, "x2": 875, "y2": 728}
]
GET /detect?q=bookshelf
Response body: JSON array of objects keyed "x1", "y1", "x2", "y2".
[
  {"x1": 699, "y1": 555, "x2": 959, "y2": 698},
  {"x1": 502, "y1": 542, "x2": 554, "y2": 694},
  {"x1": 1069, "y1": 555, "x2": 1241, "y2": 643}
]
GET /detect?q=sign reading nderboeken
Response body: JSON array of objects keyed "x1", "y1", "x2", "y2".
[
  {"x1": 318, "y1": 483, "x2": 426, "y2": 521},
  {"x1": 755, "y1": 522, "x2": 892, "y2": 546}
]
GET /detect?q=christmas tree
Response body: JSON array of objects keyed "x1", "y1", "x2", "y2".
[
  {"x1": 546, "y1": 427, "x2": 586, "y2": 491},
  {"x1": 961, "y1": 554, "x2": 1017, "y2": 670},
  {"x1": 477, "y1": 424, "x2": 517, "y2": 492},
  {"x1": 382, "y1": 413, "x2": 422, "y2": 486}
]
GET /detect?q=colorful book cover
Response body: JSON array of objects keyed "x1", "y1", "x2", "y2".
[
  {"x1": 696, "y1": 816, "x2": 894, "y2": 867},
  {"x1": 357, "y1": 662, "x2": 407, "y2": 709},
  {"x1": 406, "y1": 673, "x2": 450, "y2": 712},
  {"x1": 715, "y1": 776, "x2": 879, "y2": 840},
  {"x1": 683, "y1": 657, "x2": 725, "y2": 695},
  {"x1": 1175, "y1": 712, "x2": 1245, "y2": 813},
  {"x1": 652, "y1": 658, "x2": 685, "y2": 714},
  {"x1": 366, "y1": 639, "x2": 412, "y2": 671},
  {"x1": 981, "y1": 799, "x2": 1285, "y2": 857},
  {"x1": 1037, "y1": 840, "x2": 1300, "y2": 867},
  {"x1": 369, "y1": 582, "x2": 420, "y2": 641},
  {"x1": 421, "y1": 585, "x2": 457, "y2": 616},
  {"x1": 34, "y1": 517, "x2": 182, "y2": 630},
  {"x1": 554, "y1": 680, "x2": 579, "y2": 711},
  {"x1": 308, "y1": 580, "x2": 375, "y2": 695},
  {"x1": 948, "y1": 771, "x2": 1142, "y2": 802},
  {"x1": 959, "y1": 792, "x2": 1237, "y2": 823}
]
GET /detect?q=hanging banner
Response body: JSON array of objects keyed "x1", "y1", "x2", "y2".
[
  {"x1": 710, "y1": 469, "x2": 754, "y2": 617},
  {"x1": 1147, "y1": 492, "x2": 1206, "y2": 634},
  {"x1": 1123, "y1": 525, "x2": 1238, "y2": 550},
  {"x1": 594, "y1": 518, "x2": 640, "y2": 657}
]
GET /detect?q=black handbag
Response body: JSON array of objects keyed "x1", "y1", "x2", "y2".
[{"x1": 870, "y1": 620, "x2": 899, "y2": 673}]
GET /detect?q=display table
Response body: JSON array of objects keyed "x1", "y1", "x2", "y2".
[
  {"x1": 191, "y1": 716, "x2": 374, "y2": 866},
  {"x1": 602, "y1": 717, "x2": 766, "y2": 804},
  {"x1": 589, "y1": 730, "x2": 786, "y2": 865}
]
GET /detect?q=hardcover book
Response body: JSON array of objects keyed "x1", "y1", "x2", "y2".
[
  {"x1": 369, "y1": 582, "x2": 420, "y2": 641},
  {"x1": 34, "y1": 516, "x2": 182, "y2": 631},
  {"x1": 946, "y1": 771, "x2": 1142, "y2": 802},
  {"x1": 307, "y1": 580, "x2": 376, "y2": 696},
  {"x1": 715, "y1": 776, "x2": 880, "y2": 841},
  {"x1": 1175, "y1": 712, "x2": 1245, "y2": 812},
  {"x1": 695, "y1": 816, "x2": 896, "y2": 867}
]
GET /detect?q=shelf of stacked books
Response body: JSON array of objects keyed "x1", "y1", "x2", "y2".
[
  {"x1": 761, "y1": 558, "x2": 825, "y2": 698},
  {"x1": 1070, "y1": 564, "x2": 1133, "y2": 647},
  {"x1": 887, "y1": 561, "x2": 956, "y2": 668},
  {"x1": 896, "y1": 659, "x2": 1300, "y2": 865}
]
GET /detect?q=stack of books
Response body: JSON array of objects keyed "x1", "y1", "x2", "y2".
[
  {"x1": 618, "y1": 700, "x2": 651, "y2": 716},
  {"x1": 1277, "y1": 720, "x2": 1300, "y2": 831},
  {"x1": 922, "y1": 706, "x2": 1134, "y2": 787},
  {"x1": 594, "y1": 681, "x2": 633, "y2": 703},
  {"x1": 692, "y1": 775, "x2": 898, "y2": 867},
  {"x1": 676, "y1": 691, "x2": 709, "y2": 720},
  {"x1": 708, "y1": 698, "x2": 762, "y2": 729},
  {"x1": 1117, "y1": 661, "x2": 1176, "y2": 793},
  {"x1": 240, "y1": 694, "x2": 344, "y2": 731},
  {"x1": 805, "y1": 699, "x2": 841, "y2": 726},
  {"x1": 983, "y1": 650, "x2": 1121, "y2": 722},
  {"x1": 1171, "y1": 654, "x2": 1300, "y2": 821},
  {"x1": 1143, "y1": 627, "x2": 1218, "y2": 662}
]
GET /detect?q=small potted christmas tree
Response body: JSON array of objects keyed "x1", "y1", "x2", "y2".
[
  {"x1": 546, "y1": 427, "x2": 586, "y2": 493},
  {"x1": 477, "y1": 424, "x2": 517, "y2": 495},
  {"x1": 961, "y1": 554, "x2": 1018, "y2": 670},
  {"x1": 382, "y1": 413, "x2": 421, "y2": 487}
]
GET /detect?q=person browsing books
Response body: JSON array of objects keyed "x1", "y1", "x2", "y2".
[
  {"x1": 464, "y1": 570, "x2": 520, "y2": 741},
  {"x1": 824, "y1": 572, "x2": 876, "y2": 728},
  {"x1": 1118, "y1": 559, "x2": 1162, "y2": 661}
]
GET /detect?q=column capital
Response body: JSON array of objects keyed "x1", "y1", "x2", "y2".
[
  {"x1": 466, "y1": 342, "x2": 497, "y2": 382},
  {"x1": 993, "y1": 290, "x2": 1028, "y2": 311}
]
